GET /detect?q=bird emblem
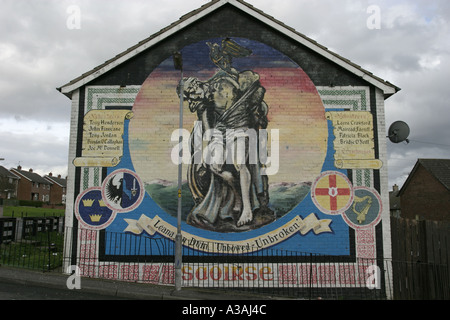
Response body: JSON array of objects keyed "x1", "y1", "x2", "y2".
[
  {"x1": 105, "y1": 174, "x2": 123, "y2": 207},
  {"x1": 207, "y1": 38, "x2": 252, "y2": 75}
]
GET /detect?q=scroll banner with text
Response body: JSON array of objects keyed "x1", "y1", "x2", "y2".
[
  {"x1": 326, "y1": 111, "x2": 382, "y2": 170},
  {"x1": 124, "y1": 213, "x2": 332, "y2": 253},
  {"x1": 73, "y1": 110, "x2": 133, "y2": 167}
]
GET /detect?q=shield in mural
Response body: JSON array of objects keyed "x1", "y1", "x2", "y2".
[
  {"x1": 102, "y1": 169, "x2": 144, "y2": 213},
  {"x1": 311, "y1": 171, "x2": 354, "y2": 215},
  {"x1": 343, "y1": 186, "x2": 382, "y2": 228},
  {"x1": 75, "y1": 187, "x2": 116, "y2": 230}
]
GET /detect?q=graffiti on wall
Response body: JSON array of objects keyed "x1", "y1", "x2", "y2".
[{"x1": 74, "y1": 38, "x2": 383, "y2": 257}]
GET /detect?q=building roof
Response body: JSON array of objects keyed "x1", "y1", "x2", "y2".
[
  {"x1": 389, "y1": 191, "x2": 401, "y2": 210},
  {"x1": 44, "y1": 174, "x2": 67, "y2": 188},
  {"x1": 57, "y1": 0, "x2": 400, "y2": 99},
  {"x1": 399, "y1": 159, "x2": 450, "y2": 195},
  {"x1": 10, "y1": 167, "x2": 52, "y2": 185},
  {"x1": 0, "y1": 166, "x2": 19, "y2": 180}
]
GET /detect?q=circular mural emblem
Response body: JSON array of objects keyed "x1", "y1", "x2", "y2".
[
  {"x1": 75, "y1": 187, "x2": 116, "y2": 230},
  {"x1": 311, "y1": 171, "x2": 354, "y2": 215},
  {"x1": 343, "y1": 187, "x2": 382, "y2": 228},
  {"x1": 129, "y1": 37, "x2": 328, "y2": 233},
  {"x1": 101, "y1": 169, "x2": 144, "y2": 213}
]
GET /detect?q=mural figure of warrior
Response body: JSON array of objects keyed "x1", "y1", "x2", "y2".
[{"x1": 178, "y1": 38, "x2": 275, "y2": 232}]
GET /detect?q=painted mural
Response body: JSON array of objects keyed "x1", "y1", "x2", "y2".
[{"x1": 74, "y1": 38, "x2": 383, "y2": 259}]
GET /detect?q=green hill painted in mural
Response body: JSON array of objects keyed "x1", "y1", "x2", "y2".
[
  {"x1": 268, "y1": 182, "x2": 311, "y2": 218},
  {"x1": 145, "y1": 180, "x2": 194, "y2": 222},
  {"x1": 145, "y1": 180, "x2": 311, "y2": 222}
]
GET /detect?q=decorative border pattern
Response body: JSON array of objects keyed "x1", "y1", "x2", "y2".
[
  {"x1": 77, "y1": 86, "x2": 140, "y2": 275},
  {"x1": 85, "y1": 87, "x2": 141, "y2": 113},
  {"x1": 317, "y1": 87, "x2": 369, "y2": 111},
  {"x1": 318, "y1": 86, "x2": 378, "y2": 259}
]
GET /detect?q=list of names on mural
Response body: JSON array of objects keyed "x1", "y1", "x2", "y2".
[
  {"x1": 86, "y1": 116, "x2": 122, "y2": 153},
  {"x1": 73, "y1": 109, "x2": 133, "y2": 167},
  {"x1": 326, "y1": 111, "x2": 382, "y2": 169}
]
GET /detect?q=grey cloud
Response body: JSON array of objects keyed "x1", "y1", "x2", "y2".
[{"x1": 1, "y1": 0, "x2": 449, "y2": 188}]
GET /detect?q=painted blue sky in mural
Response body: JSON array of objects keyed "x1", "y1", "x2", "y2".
[{"x1": 158, "y1": 37, "x2": 298, "y2": 73}]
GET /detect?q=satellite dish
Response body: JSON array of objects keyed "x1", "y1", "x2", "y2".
[{"x1": 388, "y1": 121, "x2": 410, "y2": 143}]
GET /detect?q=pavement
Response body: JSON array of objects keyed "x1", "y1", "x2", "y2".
[{"x1": 0, "y1": 266, "x2": 282, "y2": 300}]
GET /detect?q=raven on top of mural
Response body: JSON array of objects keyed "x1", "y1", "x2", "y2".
[{"x1": 179, "y1": 38, "x2": 275, "y2": 233}]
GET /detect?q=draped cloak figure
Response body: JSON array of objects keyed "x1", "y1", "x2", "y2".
[{"x1": 178, "y1": 40, "x2": 275, "y2": 232}]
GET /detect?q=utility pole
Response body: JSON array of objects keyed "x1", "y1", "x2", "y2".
[{"x1": 172, "y1": 51, "x2": 183, "y2": 291}]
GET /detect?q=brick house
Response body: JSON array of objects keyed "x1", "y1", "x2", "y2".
[
  {"x1": 44, "y1": 173, "x2": 67, "y2": 206},
  {"x1": 398, "y1": 159, "x2": 450, "y2": 221},
  {"x1": 0, "y1": 165, "x2": 19, "y2": 200},
  {"x1": 10, "y1": 166, "x2": 51, "y2": 202},
  {"x1": 57, "y1": 0, "x2": 400, "y2": 296},
  {"x1": 389, "y1": 184, "x2": 401, "y2": 218}
]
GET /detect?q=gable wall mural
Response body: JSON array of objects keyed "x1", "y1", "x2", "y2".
[{"x1": 63, "y1": 7, "x2": 392, "y2": 292}]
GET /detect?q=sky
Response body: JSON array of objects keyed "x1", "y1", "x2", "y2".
[{"x1": 0, "y1": 0, "x2": 449, "y2": 190}]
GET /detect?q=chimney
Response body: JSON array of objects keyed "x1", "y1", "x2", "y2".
[
  {"x1": 29, "y1": 168, "x2": 33, "y2": 173},
  {"x1": 393, "y1": 184, "x2": 399, "y2": 192},
  {"x1": 58, "y1": 174, "x2": 61, "y2": 178},
  {"x1": 17, "y1": 165, "x2": 22, "y2": 170},
  {"x1": 49, "y1": 172, "x2": 53, "y2": 177}
]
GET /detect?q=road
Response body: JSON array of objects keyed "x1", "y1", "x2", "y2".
[{"x1": 0, "y1": 279, "x2": 129, "y2": 300}]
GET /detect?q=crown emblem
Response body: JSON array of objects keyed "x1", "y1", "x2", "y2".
[
  {"x1": 98, "y1": 200, "x2": 107, "y2": 207},
  {"x1": 89, "y1": 214, "x2": 102, "y2": 222},
  {"x1": 82, "y1": 199, "x2": 95, "y2": 207}
]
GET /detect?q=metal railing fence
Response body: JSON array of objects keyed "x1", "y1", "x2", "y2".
[
  {"x1": 1, "y1": 222, "x2": 448, "y2": 300},
  {"x1": 0, "y1": 217, "x2": 64, "y2": 271}
]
